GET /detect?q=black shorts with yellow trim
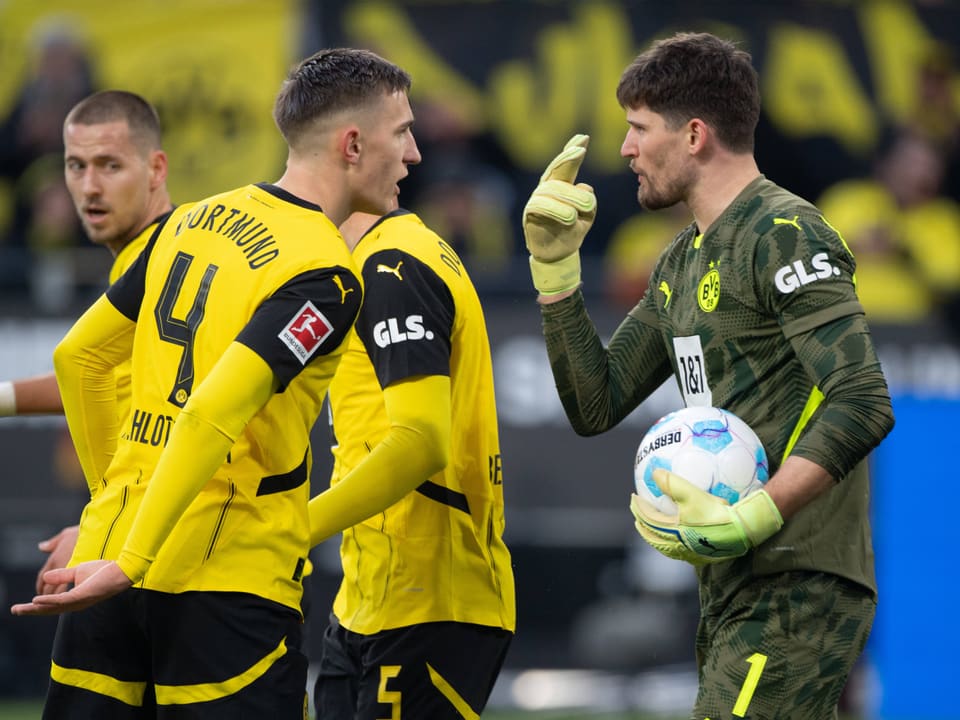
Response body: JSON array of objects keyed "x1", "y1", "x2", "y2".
[
  {"x1": 314, "y1": 614, "x2": 512, "y2": 720},
  {"x1": 43, "y1": 588, "x2": 308, "y2": 719}
]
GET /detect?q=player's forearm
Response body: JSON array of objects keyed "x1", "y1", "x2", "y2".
[
  {"x1": 54, "y1": 295, "x2": 134, "y2": 491},
  {"x1": 790, "y1": 317, "x2": 895, "y2": 479},
  {"x1": 0, "y1": 374, "x2": 63, "y2": 415},
  {"x1": 116, "y1": 409, "x2": 234, "y2": 581},
  {"x1": 763, "y1": 455, "x2": 835, "y2": 521},
  {"x1": 308, "y1": 422, "x2": 447, "y2": 545},
  {"x1": 116, "y1": 343, "x2": 277, "y2": 582},
  {"x1": 540, "y1": 291, "x2": 670, "y2": 435},
  {"x1": 309, "y1": 375, "x2": 451, "y2": 546}
]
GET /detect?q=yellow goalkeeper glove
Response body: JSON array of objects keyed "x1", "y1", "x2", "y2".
[
  {"x1": 629, "y1": 494, "x2": 709, "y2": 566},
  {"x1": 522, "y1": 134, "x2": 596, "y2": 295},
  {"x1": 632, "y1": 469, "x2": 784, "y2": 563}
]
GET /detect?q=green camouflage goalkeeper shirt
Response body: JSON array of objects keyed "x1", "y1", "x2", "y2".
[{"x1": 541, "y1": 175, "x2": 894, "y2": 596}]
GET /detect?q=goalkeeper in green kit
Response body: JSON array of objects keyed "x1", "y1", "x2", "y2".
[{"x1": 523, "y1": 32, "x2": 894, "y2": 719}]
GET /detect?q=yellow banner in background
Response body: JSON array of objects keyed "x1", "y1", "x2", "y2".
[{"x1": 0, "y1": 0, "x2": 299, "y2": 205}]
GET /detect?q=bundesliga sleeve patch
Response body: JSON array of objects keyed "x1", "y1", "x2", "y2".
[{"x1": 279, "y1": 300, "x2": 334, "y2": 364}]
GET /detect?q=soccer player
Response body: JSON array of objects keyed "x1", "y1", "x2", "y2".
[
  {"x1": 0, "y1": 90, "x2": 174, "y2": 593},
  {"x1": 11, "y1": 48, "x2": 420, "y2": 719},
  {"x1": 307, "y1": 209, "x2": 515, "y2": 719},
  {"x1": 522, "y1": 32, "x2": 895, "y2": 718}
]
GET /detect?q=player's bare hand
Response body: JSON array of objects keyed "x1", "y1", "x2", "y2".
[
  {"x1": 11, "y1": 560, "x2": 132, "y2": 616},
  {"x1": 35, "y1": 525, "x2": 79, "y2": 594}
]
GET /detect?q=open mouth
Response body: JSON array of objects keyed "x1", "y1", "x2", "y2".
[{"x1": 84, "y1": 208, "x2": 109, "y2": 224}]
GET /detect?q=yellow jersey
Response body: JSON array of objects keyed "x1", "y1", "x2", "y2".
[
  {"x1": 328, "y1": 210, "x2": 515, "y2": 634},
  {"x1": 71, "y1": 184, "x2": 361, "y2": 612},
  {"x1": 107, "y1": 212, "x2": 171, "y2": 420}
]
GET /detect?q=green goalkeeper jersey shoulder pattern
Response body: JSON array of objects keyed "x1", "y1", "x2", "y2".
[
  {"x1": 637, "y1": 176, "x2": 862, "y2": 465},
  {"x1": 633, "y1": 176, "x2": 878, "y2": 592}
]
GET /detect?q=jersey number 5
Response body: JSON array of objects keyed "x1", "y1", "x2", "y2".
[{"x1": 155, "y1": 251, "x2": 218, "y2": 407}]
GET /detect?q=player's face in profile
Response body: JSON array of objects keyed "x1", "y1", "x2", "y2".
[
  {"x1": 64, "y1": 120, "x2": 160, "y2": 252},
  {"x1": 355, "y1": 90, "x2": 421, "y2": 215},
  {"x1": 620, "y1": 105, "x2": 694, "y2": 212}
]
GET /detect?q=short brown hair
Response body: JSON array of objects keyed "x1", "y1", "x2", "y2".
[
  {"x1": 273, "y1": 48, "x2": 411, "y2": 147},
  {"x1": 64, "y1": 90, "x2": 162, "y2": 152},
  {"x1": 616, "y1": 32, "x2": 760, "y2": 153}
]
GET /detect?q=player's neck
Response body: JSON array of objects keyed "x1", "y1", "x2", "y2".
[
  {"x1": 275, "y1": 166, "x2": 352, "y2": 228},
  {"x1": 107, "y1": 193, "x2": 173, "y2": 258},
  {"x1": 688, "y1": 155, "x2": 760, "y2": 234},
  {"x1": 339, "y1": 212, "x2": 379, "y2": 251}
]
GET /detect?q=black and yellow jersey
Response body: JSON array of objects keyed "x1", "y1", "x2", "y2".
[
  {"x1": 108, "y1": 217, "x2": 158, "y2": 285},
  {"x1": 69, "y1": 183, "x2": 361, "y2": 612},
  {"x1": 327, "y1": 210, "x2": 515, "y2": 634},
  {"x1": 108, "y1": 211, "x2": 174, "y2": 421}
]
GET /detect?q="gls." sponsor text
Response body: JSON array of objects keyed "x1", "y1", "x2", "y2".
[
  {"x1": 774, "y1": 252, "x2": 841, "y2": 293},
  {"x1": 373, "y1": 315, "x2": 435, "y2": 348}
]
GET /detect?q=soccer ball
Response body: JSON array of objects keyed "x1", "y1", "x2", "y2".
[{"x1": 634, "y1": 406, "x2": 769, "y2": 515}]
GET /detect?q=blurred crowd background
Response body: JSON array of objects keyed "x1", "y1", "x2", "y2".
[{"x1": 0, "y1": 1, "x2": 957, "y2": 717}]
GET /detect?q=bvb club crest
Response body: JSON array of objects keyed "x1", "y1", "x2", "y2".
[{"x1": 697, "y1": 260, "x2": 721, "y2": 312}]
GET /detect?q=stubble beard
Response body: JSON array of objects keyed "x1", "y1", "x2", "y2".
[
  {"x1": 83, "y1": 218, "x2": 133, "y2": 253},
  {"x1": 638, "y1": 181, "x2": 681, "y2": 212},
  {"x1": 638, "y1": 164, "x2": 694, "y2": 212}
]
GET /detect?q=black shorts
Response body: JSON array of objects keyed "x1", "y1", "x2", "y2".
[
  {"x1": 314, "y1": 614, "x2": 512, "y2": 720},
  {"x1": 43, "y1": 588, "x2": 308, "y2": 719}
]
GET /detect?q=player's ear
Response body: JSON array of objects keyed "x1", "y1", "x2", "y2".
[
  {"x1": 687, "y1": 118, "x2": 709, "y2": 156},
  {"x1": 148, "y1": 149, "x2": 168, "y2": 190},
  {"x1": 338, "y1": 126, "x2": 362, "y2": 165}
]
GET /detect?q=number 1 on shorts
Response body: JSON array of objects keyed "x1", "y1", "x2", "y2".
[{"x1": 732, "y1": 652, "x2": 767, "y2": 717}]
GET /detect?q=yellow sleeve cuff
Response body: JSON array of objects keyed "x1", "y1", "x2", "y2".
[{"x1": 116, "y1": 549, "x2": 152, "y2": 584}]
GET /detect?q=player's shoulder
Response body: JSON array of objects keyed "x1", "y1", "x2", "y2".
[
  {"x1": 169, "y1": 184, "x2": 348, "y2": 265},
  {"x1": 358, "y1": 210, "x2": 440, "y2": 254},
  {"x1": 356, "y1": 209, "x2": 460, "y2": 272},
  {"x1": 746, "y1": 177, "x2": 830, "y2": 234},
  {"x1": 744, "y1": 179, "x2": 856, "y2": 286},
  {"x1": 170, "y1": 184, "x2": 335, "y2": 228}
]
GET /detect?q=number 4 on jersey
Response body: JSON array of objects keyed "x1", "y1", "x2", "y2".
[{"x1": 155, "y1": 251, "x2": 218, "y2": 407}]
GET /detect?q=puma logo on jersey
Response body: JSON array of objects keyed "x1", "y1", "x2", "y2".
[
  {"x1": 376, "y1": 261, "x2": 404, "y2": 280},
  {"x1": 372, "y1": 315, "x2": 434, "y2": 348},
  {"x1": 659, "y1": 281, "x2": 673, "y2": 308},
  {"x1": 774, "y1": 252, "x2": 841, "y2": 293},
  {"x1": 773, "y1": 215, "x2": 802, "y2": 231},
  {"x1": 332, "y1": 274, "x2": 355, "y2": 304}
]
